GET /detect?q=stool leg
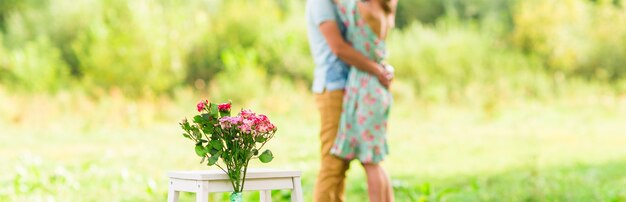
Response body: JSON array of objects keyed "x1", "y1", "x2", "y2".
[
  {"x1": 196, "y1": 191, "x2": 209, "y2": 202},
  {"x1": 168, "y1": 180, "x2": 180, "y2": 202},
  {"x1": 291, "y1": 177, "x2": 303, "y2": 202},
  {"x1": 260, "y1": 190, "x2": 272, "y2": 202},
  {"x1": 167, "y1": 189, "x2": 179, "y2": 202}
]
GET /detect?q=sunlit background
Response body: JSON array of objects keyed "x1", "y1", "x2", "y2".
[{"x1": 1, "y1": 0, "x2": 626, "y2": 201}]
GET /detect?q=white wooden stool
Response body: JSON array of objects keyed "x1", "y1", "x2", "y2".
[{"x1": 167, "y1": 169, "x2": 303, "y2": 202}]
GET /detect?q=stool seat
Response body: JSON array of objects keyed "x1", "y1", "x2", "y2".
[{"x1": 167, "y1": 168, "x2": 303, "y2": 202}]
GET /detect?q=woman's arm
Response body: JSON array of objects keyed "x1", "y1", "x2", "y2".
[
  {"x1": 319, "y1": 21, "x2": 391, "y2": 88},
  {"x1": 388, "y1": 0, "x2": 398, "y2": 28}
]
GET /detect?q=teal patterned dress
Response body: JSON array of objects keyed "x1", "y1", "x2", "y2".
[{"x1": 330, "y1": 0, "x2": 393, "y2": 164}]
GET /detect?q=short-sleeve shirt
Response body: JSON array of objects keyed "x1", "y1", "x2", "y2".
[{"x1": 306, "y1": 0, "x2": 350, "y2": 93}]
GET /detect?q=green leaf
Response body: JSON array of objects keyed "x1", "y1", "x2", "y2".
[
  {"x1": 255, "y1": 136, "x2": 267, "y2": 143},
  {"x1": 209, "y1": 103, "x2": 219, "y2": 118},
  {"x1": 207, "y1": 154, "x2": 219, "y2": 166},
  {"x1": 195, "y1": 145, "x2": 206, "y2": 157},
  {"x1": 202, "y1": 126, "x2": 213, "y2": 135},
  {"x1": 209, "y1": 148, "x2": 219, "y2": 155},
  {"x1": 210, "y1": 140, "x2": 223, "y2": 150},
  {"x1": 180, "y1": 120, "x2": 192, "y2": 131},
  {"x1": 184, "y1": 121, "x2": 192, "y2": 130},
  {"x1": 252, "y1": 149, "x2": 259, "y2": 156},
  {"x1": 193, "y1": 130, "x2": 201, "y2": 140},
  {"x1": 193, "y1": 115, "x2": 203, "y2": 124},
  {"x1": 201, "y1": 113, "x2": 212, "y2": 123},
  {"x1": 182, "y1": 133, "x2": 190, "y2": 139},
  {"x1": 219, "y1": 110, "x2": 230, "y2": 117},
  {"x1": 259, "y1": 150, "x2": 273, "y2": 163},
  {"x1": 190, "y1": 126, "x2": 201, "y2": 139},
  {"x1": 200, "y1": 156, "x2": 206, "y2": 164}
]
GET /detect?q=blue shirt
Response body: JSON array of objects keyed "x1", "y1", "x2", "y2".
[{"x1": 306, "y1": 0, "x2": 350, "y2": 93}]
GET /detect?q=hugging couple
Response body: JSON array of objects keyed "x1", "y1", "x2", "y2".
[{"x1": 306, "y1": 0, "x2": 398, "y2": 201}]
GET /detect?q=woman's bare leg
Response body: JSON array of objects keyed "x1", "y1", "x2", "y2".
[
  {"x1": 363, "y1": 163, "x2": 394, "y2": 202},
  {"x1": 380, "y1": 167, "x2": 394, "y2": 202},
  {"x1": 363, "y1": 163, "x2": 385, "y2": 202}
]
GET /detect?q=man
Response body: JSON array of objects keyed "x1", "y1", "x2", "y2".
[{"x1": 305, "y1": 0, "x2": 392, "y2": 201}]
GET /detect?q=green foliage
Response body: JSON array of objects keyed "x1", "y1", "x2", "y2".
[
  {"x1": 512, "y1": 0, "x2": 626, "y2": 81},
  {"x1": 1, "y1": 0, "x2": 626, "y2": 100},
  {"x1": 188, "y1": 0, "x2": 313, "y2": 93},
  {"x1": 70, "y1": 0, "x2": 203, "y2": 95},
  {"x1": 0, "y1": 35, "x2": 69, "y2": 92},
  {"x1": 395, "y1": 0, "x2": 517, "y2": 28},
  {"x1": 259, "y1": 149, "x2": 274, "y2": 163},
  {"x1": 388, "y1": 22, "x2": 552, "y2": 103},
  {"x1": 0, "y1": 0, "x2": 312, "y2": 96},
  {"x1": 209, "y1": 48, "x2": 268, "y2": 103},
  {"x1": 396, "y1": 0, "x2": 444, "y2": 27}
]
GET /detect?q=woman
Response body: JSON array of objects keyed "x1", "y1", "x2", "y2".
[{"x1": 330, "y1": 0, "x2": 397, "y2": 201}]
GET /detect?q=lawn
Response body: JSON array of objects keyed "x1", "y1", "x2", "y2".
[{"x1": 1, "y1": 87, "x2": 626, "y2": 201}]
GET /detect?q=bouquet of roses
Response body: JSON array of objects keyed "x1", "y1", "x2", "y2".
[{"x1": 179, "y1": 100, "x2": 276, "y2": 200}]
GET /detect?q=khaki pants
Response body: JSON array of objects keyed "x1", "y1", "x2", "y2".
[{"x1": 313, "y1": 90, "x2": 351, "y2": 202}]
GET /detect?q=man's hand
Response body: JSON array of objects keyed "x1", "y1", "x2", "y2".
[{"x1": 376, "y1": 65, "x2": 393, "y2": 89}]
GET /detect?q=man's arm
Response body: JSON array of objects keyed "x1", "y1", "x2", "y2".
[{"x1": 319, "y1": 21, "x2": 391, "y2": 88}]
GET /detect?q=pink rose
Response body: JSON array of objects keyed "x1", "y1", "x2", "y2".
[
  {"x1": 219, "y1": 116, "x2": 244, "y2": 130},
  {"x1": 197, "y1": 100, "x2": 207, "y2": 112},
  {"x1": 218, "y1": 103, "x2": 231, "y2": 112},
  {"x1": 240, "y1": 109, "x2": 255, "y2": 119},
  {"x1": 219, "y1": 117, "x2": 231, "y2": 129},
  {"x1": 253, "y1": 114, "x2": 275, "y2": 133},
  {"x1": 230, "y1": 116, "x2": 243, "y2": 125},
  {"x1": 238, "y1": 123, "x2": 252, "y2": 134}
]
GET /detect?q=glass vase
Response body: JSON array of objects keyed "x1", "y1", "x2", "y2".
[{"x1": 230, "y1": 191, "x2": 242, "y2": 202}]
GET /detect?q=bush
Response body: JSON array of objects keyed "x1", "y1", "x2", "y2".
[
  {"x1": 70, "y1": 0, "x2": 197, "y2": 95},
  {"x1": 1, "y1": 35, "x2": 69, "y2": 92},
  {"x1": 208, "y1": 48, "x2": 268, "y2": 104},
  {"x1": 395, "y1": 0, "x2": 518, "y2": 29},
  {"x1": 388, "y1": 22, "x2": 553, "y2": 103},
  {"x1": 512, "y1": 0, "x2": 626, "y2": 81},
  {"x1": 186, "y1": 0, "x2": 313, "y2": 85},
  {"x1": 0, "y1": 0, "x2": 624, "y2": 100}
]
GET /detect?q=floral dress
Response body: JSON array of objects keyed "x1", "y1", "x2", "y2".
[{"x1": 330, "y1": 0, "x2": 393, "y2": 164}]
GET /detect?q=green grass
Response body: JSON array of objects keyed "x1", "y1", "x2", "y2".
[{"x1": 1, "y1": 87, "x2": 626, "y2": 201}]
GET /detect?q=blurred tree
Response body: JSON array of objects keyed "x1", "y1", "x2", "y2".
[
  {"x1": 588, "y1": 0, "x2": 622, "y2": 6},
  {"x1": 0, "y1": 0, "x2": 22, "y2": 30},
  {"x1": 395, "y1": 0, "x2": 517, "y2": 31},
  {"x1": 396, "y1": 0, "x2": 444, "y2": 28}
]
